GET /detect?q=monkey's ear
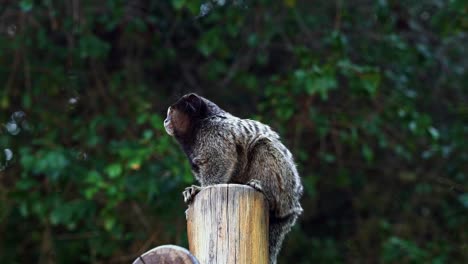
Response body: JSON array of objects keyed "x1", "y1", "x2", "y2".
[
  {"x1": 171, "y1": 108, "x2": 191, "y2": 137},
  {"x1": 184, "y1": 93, "x2": 207, "y2": 117},
  {"x1": 185, "y1": 93, "x2": 202, "y2": 106},
  {"x1": 186, "y1": 93, "x2": 199, "y2": 100}
]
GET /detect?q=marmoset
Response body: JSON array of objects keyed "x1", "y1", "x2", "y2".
[{"x1": 164, "y1": 93, "x2": 303, "y2": 264}]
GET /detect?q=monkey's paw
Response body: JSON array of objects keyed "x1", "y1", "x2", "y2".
[
  {"x1": 183, "y1": 185, "x2": 202, "y2": 204},
  {"x1": 247, "y1": 179, "x2": 263, "y2": 192}
]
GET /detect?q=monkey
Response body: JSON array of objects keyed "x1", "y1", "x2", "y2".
[{"x1": 164, "y1": 93, "x2": 303, "y2": 264}]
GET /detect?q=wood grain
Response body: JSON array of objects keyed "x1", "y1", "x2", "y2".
[
  {"x1": 132, "y1": 245, "x2": 199, "y2": 264},
  {"x1": 187, "y1": 184, "x2": 269, "y2": 264}
]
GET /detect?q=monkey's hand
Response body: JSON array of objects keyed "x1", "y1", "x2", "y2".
[
  {"x1": 183, "y1": 185, "x2": 202, "y2": 204},
  {"x1": 247, "y1": 179, "x2": 263, "y2": 193}
]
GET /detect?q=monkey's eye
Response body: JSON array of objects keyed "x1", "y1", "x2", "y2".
[{"x1": 190, "y1": 162, "x2": 200, "y2": 173}]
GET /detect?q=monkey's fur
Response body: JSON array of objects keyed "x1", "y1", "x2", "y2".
[{"x1": 164, "y1": 93, "x2": 303, "y2": 264}]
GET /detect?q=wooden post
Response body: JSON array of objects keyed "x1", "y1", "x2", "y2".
[{"x1": 186, "y1": 184, "x2": 269, "y2": 264}]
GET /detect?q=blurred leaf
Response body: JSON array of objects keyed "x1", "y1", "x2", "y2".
[
  {"x1": 105, "y1": 163, "x2": 122, "y2": 179},
  {"x1": 79, "y1": 35, "x2": 110, "y2": 59},
  {"x1": 362, "y1": 144, "x2": 374, "y2": 163},
  {"x1": 382, "y1": 237, "x2": 429, "y2": 263},
  {"x1": 19, "y1": 0, "x2": 33, "y2": 12},
  {"x1": 361, "y1": 72, "x2": 381, "y2": 97},
  {"x1": 104, "y1": 217, "x2": 116, "y2": 231},
  {"x1": 458, "y1": 194, "x2": 468, "y2": 208},
  {"x1": 284, "y1": 0, "x2": 296, "y2": 8}
]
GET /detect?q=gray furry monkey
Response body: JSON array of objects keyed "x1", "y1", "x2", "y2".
[{"x1": 164, "y1": 93, "x2": 303, "y2": 264}]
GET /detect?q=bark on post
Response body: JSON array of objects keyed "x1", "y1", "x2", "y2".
[{"x1": 186, "y1": 184, "x2": 269, "y2": 264}]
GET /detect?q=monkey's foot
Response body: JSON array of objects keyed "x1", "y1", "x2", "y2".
[
  {"x1": 247, "y1": 179, "x2": 263, "y2": 192},
  {"x1": 183, "y1": 185, "x2": 202, "y2": 204}
]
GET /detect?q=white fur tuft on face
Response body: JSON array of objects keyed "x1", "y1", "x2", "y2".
[{"x1": 164, "y1": 107, "x2": 175, "y2": 136}]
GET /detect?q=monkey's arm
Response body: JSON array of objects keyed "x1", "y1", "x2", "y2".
[
  {"x1": 183, "y1": 136, "x2": 237, "y2": 203},
  {"x1": 193, "y1": 141, "x2": 237, "y2": 186}
]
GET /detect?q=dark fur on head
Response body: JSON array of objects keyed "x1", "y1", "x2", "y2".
[
  {"x1": 171, "y1": 93, "x2": 224, "y2": 120},
  {"x1": 164, "y1": 93, "x2": 225, "y2": 144}
]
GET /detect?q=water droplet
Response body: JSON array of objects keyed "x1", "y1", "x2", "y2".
[
  {"x1": 12, "y1": 111, "x2": 26, "y2": 122},
  {"x1": 199, "y1": 2, "x2": 213, "y2": 17},
  {"x1": 408, "y1": 121, "x2": 417, "y2": 132},
  {"x1": 5, "y1": 121, "x2": 21, "y2": 135},
  {"x1": 4, "y1": 149, "x2": 13, "y2": 161},
  {"x1": 420, "y1": 11, "x2": 430, "y2": 21},
  {"x1": 6, "y1": 24, "x2": 16, "y2": 36},
  {"x1": 77, "y1": 151, "x2": 88, "y2": 161},
  {"x1": 69, "y1": 97, "x2": 79, "y2": 104},
  {"x1": 428, "y1": 127, "x2": 439, "y2": 140},
  {"x1": 398, "y1": 109, "x2": 406, "y2": 117}
]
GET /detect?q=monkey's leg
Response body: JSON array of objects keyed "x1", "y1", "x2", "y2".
[
  {"x1": 182, "y1": 185, "x2": 202, "y2": 203},
  {"x1": 269, "y1": 214, "x2": 298, "y2": 264},
  {"x1": 246, "y1": 140, "x2": 301, "y2": 263}
]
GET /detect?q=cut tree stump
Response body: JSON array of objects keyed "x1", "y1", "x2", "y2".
[
  {"x1": 186, "y1": 184, "x2": 269, "y2": 264},
  {"x1": 132, "y1": 245, "x2": 199, "y2": 264}
]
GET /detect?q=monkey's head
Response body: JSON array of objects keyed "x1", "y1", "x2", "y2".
[{"x1": 164, "y1": 93, "x2": 223, "y2": 138}]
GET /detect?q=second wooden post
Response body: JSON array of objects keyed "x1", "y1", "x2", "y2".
[{"x1": 186, "y1": 184, "x2": 269, "y2": 264}]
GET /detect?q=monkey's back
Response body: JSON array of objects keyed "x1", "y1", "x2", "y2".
[{"x1": 199, "y1": 114, "x2": 303, "y2": 217}]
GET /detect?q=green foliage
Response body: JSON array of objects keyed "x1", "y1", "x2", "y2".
[{"x1": 0, "y1": 0, "x2": 467, "y2": 263}]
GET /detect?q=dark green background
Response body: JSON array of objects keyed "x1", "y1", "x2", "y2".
[{"x1": 1, "y1": 0, "x2": 467, "y2": 263}]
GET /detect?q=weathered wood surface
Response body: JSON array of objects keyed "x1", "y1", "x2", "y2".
[
  {"x1": 132, "y1": 245, "x2": 199, "y2": 264},
  {"x1": 187, "y1": 184, "x2": 269, "y2": 264}
]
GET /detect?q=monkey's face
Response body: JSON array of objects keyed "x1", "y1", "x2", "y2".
[
  {"x1": 163, "y1": 107, "x2": 175, "y2": 136},
  {"x1": 164, "y1": 106, "x2": 189, "y2": 137},
  {"x1": 164, "y1": 93, "x2": 207, "y2": 138}
]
